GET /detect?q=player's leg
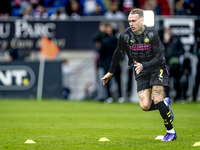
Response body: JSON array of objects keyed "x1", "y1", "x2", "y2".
[
  {"x1": 151, "y1": 69, "x2": 177, "y2": 141},
  {"x1": 138, "y1": 88, "x2": 152, "y2": 111},
  {"x1": 136, "y1": 74, "x2": 157, "y2": 111},
  {"x1": 152, "y1": 85, "x2": 177, "y2": 141},
  {"x1": 152, "y1": 85, "x2": 173, "y2": 126}
]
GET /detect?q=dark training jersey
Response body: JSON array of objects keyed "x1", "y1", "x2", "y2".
[{"x1": 109, "y1": 26, "x2": 167, "y2": 79}]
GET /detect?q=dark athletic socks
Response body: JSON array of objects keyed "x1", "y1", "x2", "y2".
[
  {"x1": 156, "y1": 101, "x2": 173, "y2": 130},
  {"x1": 147, "y1": 100, "x2": 157, "y2": 111}
]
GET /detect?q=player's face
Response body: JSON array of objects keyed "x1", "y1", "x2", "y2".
[{"x1": 128, "y1": 14, "x2": 143, "y2": 32}]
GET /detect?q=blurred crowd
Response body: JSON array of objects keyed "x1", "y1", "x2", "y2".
[{"x1": 0, "y1": 0, "x2": 200, "y2": 20}]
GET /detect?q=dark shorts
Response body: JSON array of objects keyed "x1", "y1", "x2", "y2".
[{"x1": 136, "y1": 69, "x2": 169, "y2": 92}]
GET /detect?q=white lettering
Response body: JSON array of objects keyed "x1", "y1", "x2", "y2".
[
  {"x1": 15, "y1": 20, "x2": 56, "y2": 38},
  {"x1": 0, "y1": 70, "x2": 27, "y2": 86},
  {"x1": 0, "y1": 66, "x2": 36, "y2": 90},
  {"x1": 11, "y1": 38, "x2": 33, "y2": 49},
  {"x1": 0, "y1": 70, "x2": 12, "y2": 86},
  {"x1": 36, "y1": 38, "x2": 41, "y2": 49},
  {"x1": 12, "y1": 70, "x2": 27, "y2": 86},
  {"x1": 36, "y1": 38, "x2": 66, "y2": 49},
  {"x1": 51, "y1": 38, "x2": 66, "y2": 48},
  {"x1": 15, "y1": 20, "x2": 29, "y2": 38},
  {"x1": 171, "y1": 27, "x2": 192, "y2": 36},
  {"x1": 0, "y1": 23, "x2": 10, "y2": 38},
  {"x1": 0, "y1": 40, "x2": 9, "y2": 49}
]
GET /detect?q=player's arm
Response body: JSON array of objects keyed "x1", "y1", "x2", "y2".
[
  {"x1": 141, "y1": 31, "x2": 165, "y2": 69},
  {"x1": 101, "y1": 35, "x2": 124, "y2": 85}
]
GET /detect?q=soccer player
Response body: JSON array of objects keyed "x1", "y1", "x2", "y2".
[{"x1": 101, "y1": 8, "x2": 177, "y2": 141}]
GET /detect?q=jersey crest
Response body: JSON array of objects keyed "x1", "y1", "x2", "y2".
[
  {"x1": 144, "y1": 37, "x2": 149, "y2": 43},
  {"x1": 130, "y1": 39, "x2": 135, "y2": 43}
]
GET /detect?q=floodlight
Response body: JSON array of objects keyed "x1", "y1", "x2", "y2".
[{"x1": 143, "y1": 10, "x2": 155, "y2": 27}]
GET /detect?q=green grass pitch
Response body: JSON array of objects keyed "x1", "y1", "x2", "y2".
[{"x1": 0, "y1": 100, "x2": 199, "y2": 150}]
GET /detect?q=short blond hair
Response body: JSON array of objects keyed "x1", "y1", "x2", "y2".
[{"x1": 129, "y1": 8, "x2": 144, "y2": 18}]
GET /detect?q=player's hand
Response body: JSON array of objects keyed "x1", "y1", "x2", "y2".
[
  {"x1": 134, "y1": 61, "x2": 143, "y2": 75},
  {"x1": 101, "y1": 72, "x2": 113, "y2": 85}
]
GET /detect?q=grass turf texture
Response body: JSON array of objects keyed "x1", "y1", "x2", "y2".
[{"x1": 0, "y1": 100, "x2": 199, "y2": 150}]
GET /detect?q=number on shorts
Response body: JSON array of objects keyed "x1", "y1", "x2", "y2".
[{"x1": 159, "y1": 69, "x2": 163, "y2": 78}]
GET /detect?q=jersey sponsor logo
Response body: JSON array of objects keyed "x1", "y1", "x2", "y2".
[
  {"x1": 144, "y1": 37, "x2": 149, "y2": 43},
  {"x1": 130, "y1": 39, "x2": 135, "y2": 43},
  {"x1": 129, "y1": 44, "x2": 151, "y2": 51}
]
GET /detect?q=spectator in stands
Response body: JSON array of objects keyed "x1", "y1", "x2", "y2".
[
  {"x1": 99, "y1": 23, "x2": 124, "y2": 103},
  {"x1": 104, "y1": 0, "x2": 119, "y2": 12},
  {"x1": 190, "y1": 0, "x2": 200, "y2": 16},
  {"x1": 66, "y1": 0, "x2": 83, "y2": 20},
  {"x1": 104, "y1": 2, "x2": 126, "y2": 20},
  {"x1": 127, "y1": 65, "x2": 134, "y2": 99},
  {"x1": 38, "y1": 0, "x2": 62, "y2": 16},
  {"x1": 29, "y1": 0, "x2": 40, "y2": 8},
  {"x1": 119, "y1": 0, "x2": 140, "y2": 16},
  {"x1": 92, "y1": 24, "x2": 107, "y2": 101},
  {"x1": 50, "y1": 8, "x2": 68, "y2": 20},
  {"x1": 143, "y1": 0, "x2": 161, "y2": 15},
  {"x1": 179, "y1": 56, "x2": 191, "y2": 100},
  {"x1": 162, "y1": 28, "x2": 185, "y2": 101},
  {"x1": 62, "y1": 59, "x2": 72, "y2": 99},
  {"x1": 192, "y1": 38, "x2": 200, "y2": 102},
  {"x1": 81, "y1": 0, "x2": 106, "y2": 16},
  {"x1": 83, "y1": 0, "x2": 97, "y2": 15},
  {"x1": 93, "y1": 24, "x2": 106, "y2": 69},
  {"x1": 39, "y1": 0, "x2": 61, "y2": 8},
  {"x1": 174, "y1": 0, "x2": 191, "y2": 15},
  {"x1": 0, "y1": 0, "x2": 12, "y2": 18},
  {"x1": 22, "y1": 4, "x2": 34, "y2": 19},
  {"x1": 33, "y1": 4, "x2": 49, "y2": 19},
  {"x1": 91, "y1": 3, "x2": 105, "y2": 16},
  {"x1": 12, "y1": 0, "x2": 34, "y2": 19}
]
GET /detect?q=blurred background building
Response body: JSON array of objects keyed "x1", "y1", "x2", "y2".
[{"x1": 0, "y1": 0, "x2": 200, "y2": 102}]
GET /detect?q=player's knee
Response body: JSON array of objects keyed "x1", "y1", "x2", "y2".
[
  {"x1": 140, "y1": 104, "x2": 150, "y2": 111},
  {"x1": 153, "y1": 98, "x2": 162, "y2": 104}
]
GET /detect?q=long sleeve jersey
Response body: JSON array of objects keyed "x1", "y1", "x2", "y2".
[{"x1": 109, "y1": 26, "x2": 167, "y2": 78}]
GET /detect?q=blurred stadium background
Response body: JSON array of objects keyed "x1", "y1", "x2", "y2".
[
  {"x1": 0, "y1": 0, "x2": 200, "y2": 102},
  {"x1": 1, "y1": 1, "x2": 200, "y2": 149}
]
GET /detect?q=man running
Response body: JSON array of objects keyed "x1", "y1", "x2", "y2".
[{"x1": 101, "y1": 8, "x2": 177, "y2": 141}]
